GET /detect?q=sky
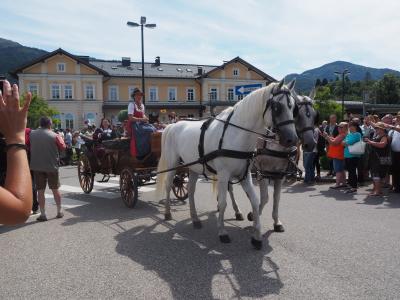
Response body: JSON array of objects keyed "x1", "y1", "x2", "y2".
[{"x1": 1, "y1": 0, "x2": 400, "y2": 79}]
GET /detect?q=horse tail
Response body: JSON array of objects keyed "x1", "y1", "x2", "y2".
[
  {"x1": 212, "y1": 175, "x2": 217, "y2": 195},
  {"x1": 156, "y1": 125, "x2": 171, "y2": 198}
]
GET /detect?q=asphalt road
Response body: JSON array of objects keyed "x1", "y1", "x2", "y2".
[{"x1": 1, "y1": 166, "x2": 400, "y2": 299}]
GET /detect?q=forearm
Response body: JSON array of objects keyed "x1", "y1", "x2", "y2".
[{"x1": 1, "y1": 147, "x2": 32, "y2": 224}]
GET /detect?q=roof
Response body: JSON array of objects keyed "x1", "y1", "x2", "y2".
[
  {"x1": 11, "y1": 48, "x2": 276, "y2": 81},
  {"x1": 202, "y1": 56, "x2": 277, "y2": 82},
  {"x1": 90, "y1": 59, "x2": 217, "y2": 79},
  {"x1": 10, "y1": 48, "x2": 109, "y2": 77}
]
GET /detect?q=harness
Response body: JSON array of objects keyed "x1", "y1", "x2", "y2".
[
  {"x1": 253, "y1": 138, "x2": 299, "y2": 179},
  {"x1": 263, "y1": 89, "x2": 296, "y2": 131},
  {"x1": 296, "y1": 100, "x2": 315, "y2": 135}
]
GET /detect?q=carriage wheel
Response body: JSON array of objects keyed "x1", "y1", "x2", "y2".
[
  {"x1": 172, "y1": 171, "x2": 189, "y2": 201},
  {"x1": 120, "y1": 168, "x2": 139, "y2": 208},
  {"x1": 78, "y1": 154, "x2": 94, "y2": 194}
]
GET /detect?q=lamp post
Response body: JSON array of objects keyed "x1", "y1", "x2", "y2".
[
  {"x1": 127, "y1": 16, "x2": 156, "y2": 105},
  {"x1": 334, "y1": 69, "x2": 350, "y2": 120}
]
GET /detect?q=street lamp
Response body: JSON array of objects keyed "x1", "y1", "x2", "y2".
[
  {"x1": 334, "y1": 69, "x2": 350, "y2": 120},
  {"x1": 127, "y1": 16, "x2": 156, "y2": 105}
]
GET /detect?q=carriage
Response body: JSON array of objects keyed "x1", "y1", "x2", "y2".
[{"x1": 77, "y1": 132, "x2": 189, "y2": 208}]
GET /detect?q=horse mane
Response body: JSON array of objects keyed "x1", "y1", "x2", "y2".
[{"x1": 216, "y1": 83, "x2": 277, "y2": 126}]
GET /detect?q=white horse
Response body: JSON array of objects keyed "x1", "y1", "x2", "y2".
[
  {"x1": 229, "y1": 90, "x2": 318, "y2": 232},
  {"x1": 156, "y1": 80, "x2": 298, "y2": 249}
]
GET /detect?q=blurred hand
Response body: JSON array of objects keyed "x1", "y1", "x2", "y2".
[{"x1": 0, "y1": 81, "x2": 31, "y2": 144}]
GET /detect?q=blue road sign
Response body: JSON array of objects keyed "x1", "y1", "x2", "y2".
[{"x1": 235, "y1": 84, "x2": 262, "y2": 95}]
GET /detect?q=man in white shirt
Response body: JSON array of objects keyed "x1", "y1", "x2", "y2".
[{"x1": 388, "y1": 115, "x2": 400, "y2": 193}]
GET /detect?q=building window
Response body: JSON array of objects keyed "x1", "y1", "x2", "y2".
[
  {"x1": 227, "y1": 88, "x2": 234, "y2": 101},
  {"x1": 86, "y1": 113, "x2": 96, "y2": 126},
  {"x1": 28, "y1": 83, "x2": 38, "y2": 95},
  {"x1": 57, "y1": 63, "x2": 66, "y2": 73},
  {"x1": 64, "y1": 84, "x2": 73, "y2": 99},
  {"x1": 52, "y1": 114, "x2": 61, "y2": 129},
  {"x1": 65, "y1": 113, "x2": 74, "y2": 129},
  {"x1": 210, "y1": 88, "x2": 218, "y2": 101},
  {"x1": 109, "y1": 86, "x2": 118, "y2": 101},
  {"x1": 233, "y1": 68, "x2": 239, "y2": 76},
  {"x1": 237, "y1": 94, "x2": 244, "y2": 101},
  {"x1": 149, "y1": 87, "x2": 158, "y2": 102},
  {"x1": 187, "y1": 88, "x2": 194, "y2": 101},
  {"x1": 51, "y1": 84, "x2": 61, "y2": 99},
  {"x1": 168, "y1": 87, "x2": 177, "y2": 101},
  {"x1": 85, "y1": 84, "x2": 95, "y2": 100},
  {"x1": 128, "y1": 86, "x2": 138, "y2": 100}
]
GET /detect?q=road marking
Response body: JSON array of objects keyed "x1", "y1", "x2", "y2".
[
  {"x1": 140, "y1": 186, "x2": 156, "y2": 192},
  {"x1": 45, "y1": 194, "x2": 89, "y2": 209}
]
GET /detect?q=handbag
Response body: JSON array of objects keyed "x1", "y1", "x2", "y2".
[{"x1": 348, "y1": 140, "x2": 366, "y2": 155}]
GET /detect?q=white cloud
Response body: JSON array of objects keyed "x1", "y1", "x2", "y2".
[{"x1": 2, "y1": 0, "x2": 400, "y2": 78}]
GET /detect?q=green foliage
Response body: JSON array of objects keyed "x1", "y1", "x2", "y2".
[
  {"x1": 315, "y1": 86, "x2": 332, "y2": 101},
  {"x1": 21, "y1": 94, "x2": 59, "y2": 129},
  {"x1": 314, "y1": 100, "x2": 342, "y2": 123},
  {"x1": 117, "y1": 109, "x2": 128, "y2": 122},
  {"x1": 373, "y1": 73, "x2": 400, "y2": 104}
]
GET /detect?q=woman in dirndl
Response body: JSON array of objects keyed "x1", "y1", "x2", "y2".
[{"x1": 128, "y1": 88, "x2": 150, "y2": 157}]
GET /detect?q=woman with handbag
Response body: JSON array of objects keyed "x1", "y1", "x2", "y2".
[
  {"x1": 342, "y1": 121, "x2": 362, "y2": 194},
  {"x1": 364, "y1": 122, "x2": 390, "y2": 196}
]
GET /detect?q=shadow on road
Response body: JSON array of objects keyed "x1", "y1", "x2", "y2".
[{"x1": 114, "y1": 213, "x2": 283, "y2": 299}]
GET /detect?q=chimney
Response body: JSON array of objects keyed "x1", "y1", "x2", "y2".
[
  {"x1": 155, "y1": 56, "x2": 160, "y2": 66},
  {"x1": 197, "y1": 66, "x2": 203, "y2": 75},
  {"x1": 122, "y1": 57, "x2": 131, "y2": 67},
  {"x1": 77, "y1": 56, "x2": 90, "y2": 63}
]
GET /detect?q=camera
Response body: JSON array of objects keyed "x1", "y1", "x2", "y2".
[{"x1": 0, "y1": 75, "x2": 6, "y2": 94}]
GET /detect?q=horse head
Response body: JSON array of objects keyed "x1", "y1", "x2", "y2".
[
  {"x1": 294, "y1": 88, "x2": 319, "y2": 152},
  {"x1": 263, "y1": 79, "x2": 299, "y2": 147}
]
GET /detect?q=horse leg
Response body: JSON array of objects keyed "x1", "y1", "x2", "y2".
[
  {"x1": 188, "y1": 171, "x2": 201, "y2": 229},
  {"x1": 228, "y1": 183, "x2": 244, "y2": 221},
  {"x1": 247, "y1": 178, "x2": 269, "y2": 222},
  {"x1": 217, "y1": 177, "x2": 230, "y2": 243},
  {"x1": 164, "y1": 172, "x2": 175, "y2": 221},
  {"x1": 272, "y1": 179, "x2": 285, "y2": 232},
  {"x1": 241, "y1": 173, "x2": 262, "y2": 250}
]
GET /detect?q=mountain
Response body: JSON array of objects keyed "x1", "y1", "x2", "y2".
[
  {"x1": 285, "y1": 61, "x2": 400, "y2": 93},
  {"x1": 0, "y1": 38, "x2": 48, "y2": 81}
]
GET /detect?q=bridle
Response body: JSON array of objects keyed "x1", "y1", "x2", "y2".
[
  {"x1": 263, "y1": 89, "x2": 296, "y2": 132},
  {"x1": 295, "y1": 100, "x2": 316, "y2": 135}
]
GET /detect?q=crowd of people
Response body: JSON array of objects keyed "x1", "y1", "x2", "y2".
[{"x1": 302, "y1": 113, "x2": 400, "y2": 196}]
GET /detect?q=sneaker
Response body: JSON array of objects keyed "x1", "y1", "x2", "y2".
[
  {"x1": 345, "y1": 188, "x2": 357, "y2": 194},
  {"x1": 36, "y1": 215, "x2": 48, "y2": 222},
  {"x1": 56, "y1": 212, "x2": 64, "y2": 219}
]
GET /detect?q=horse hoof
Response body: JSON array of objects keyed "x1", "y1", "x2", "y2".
[
  {"x1": 251, "y1": 238, "x2": 263, "y2": 250},
  {"x1": 193, "y1": 221, "x2": 202, "y2": 229},
  {"x1": 164, "y1": 213, "x2": 172, "y2": 221},
  {"x1": 247, "y1": 212, "x2": 253, "y2": 222},
  {"x1": 219, "y1": 235, "x2": 231, "y2": 243},
  {"x1": 235, "y1": 213, "x2": 244, "y2": 221},
  {"x1": 274, "y1": 224, "x2": 285, "y2": 232}
]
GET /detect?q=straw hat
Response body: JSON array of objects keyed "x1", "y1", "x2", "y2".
[{"x1": 373, "y1": 122, "x2": 386, "y2": 130}]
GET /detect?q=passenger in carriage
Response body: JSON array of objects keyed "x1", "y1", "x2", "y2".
[
  {"x1": 92, "y1": 118, "x2": 116, "y2": 142},
  {"x1": 127, "y1": 88, "x2": 156, "y2": 158}
]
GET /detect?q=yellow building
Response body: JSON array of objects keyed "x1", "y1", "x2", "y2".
[{"x1": 12, "y1": 48, "x2": 276, "y2": 129}]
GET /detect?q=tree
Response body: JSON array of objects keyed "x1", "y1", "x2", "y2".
[
  {"x1": 117, "y1": 109, "x2": 128, "y2": 122},
  {"x1": 373, "y1": 73, "x2": 400, "y2": 104},
  {"x1": 315, "y1": 78, "x2": 322, "y2": 87},
  {"x1": 321, "y1": 78, "x2": 328, "y2": 86},
  {"x1": 315, "y1": 86, "x2": 332, "y2": 101},
  {"x1": 21, "y1": 94, "x2": 59, "y2": 129}
]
